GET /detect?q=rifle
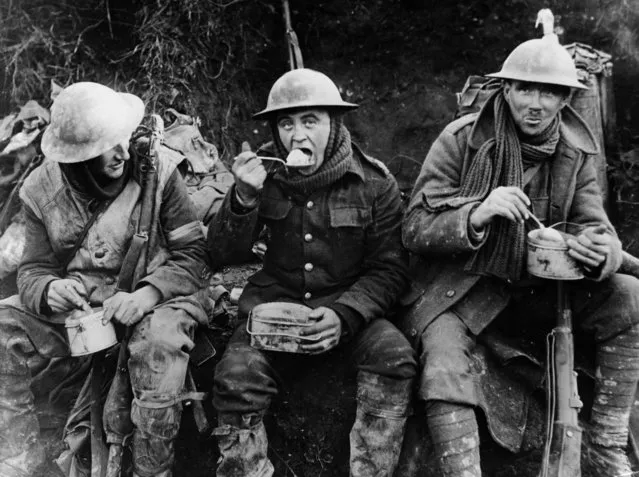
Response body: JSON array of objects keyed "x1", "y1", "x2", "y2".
[
  {"x1": 539, "y1": 281, "x2": 583, "y2": 477},
  {"x1": 103, "y1": 114, "x2": 163, "y2": 477},
  {"x1": 282, "y1": 0, "x2": 303, "y2": 70}
]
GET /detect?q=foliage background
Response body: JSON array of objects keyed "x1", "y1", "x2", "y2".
[{"x1": 1, "y1": 0, "x2": 638, "y2": 160}]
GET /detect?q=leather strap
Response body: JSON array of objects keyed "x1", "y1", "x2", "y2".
[{"x1": 62, "y1": 201, "x2": 110, "y2": 272}]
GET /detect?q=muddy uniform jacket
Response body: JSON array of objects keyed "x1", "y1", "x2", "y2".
[
  {"x1": 400, "y1": 105, "x2": 623, "y2": 342},
  {"x1": 207, "y1": 144, "x2": 409, "y2": 336},
  {"x1": 17, "y1": 146, "x2": 209, "y2": 314}
]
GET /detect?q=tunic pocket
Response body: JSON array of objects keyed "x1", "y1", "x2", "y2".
[
  {"x1": 329, "y1": 206, "x2": 372, "y2": 228},
  {"x1": 328, "y1": 206, "x2": 372, "y2": 277}
]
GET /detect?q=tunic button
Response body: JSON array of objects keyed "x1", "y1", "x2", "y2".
[
  {"x1": 410, "y1": 329, "x2": 417, "y2": 337},
  {"x1": 304, "y1": 292, "x2": 312, "y2": 300},
  {"x1": 304, "y1": 262, "x2": 314, "y2": 272},
  {"x1": 304, "y1": 233, "x2": 313, "y2": 242},
  {"x1": 105, "y1": 276, "x2": 115, "y2": 285},
  {"x1": 95, "y1": 249, "x2": 107, "y2": 259},
  {"x1": 306, "y1": 201, "x2": 314, "y2": 209},
  {"x1": 446, "y1": 290, "x2": 455, "y2": 297}
]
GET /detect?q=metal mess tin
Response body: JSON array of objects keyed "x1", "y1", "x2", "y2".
[
  {"x1": 527, "y1": 227, "x2": 583, "y2": 280},
  {"x1": 65, "y1": 308, "x2": 118, "y2": 356},
  {"x1": 247, "y1": 302, "x2": 319, "y2": 353}
]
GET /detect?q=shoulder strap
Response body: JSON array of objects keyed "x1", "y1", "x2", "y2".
[{"x1": 61, "y1": 200, "x2": 110, "y2": 272}]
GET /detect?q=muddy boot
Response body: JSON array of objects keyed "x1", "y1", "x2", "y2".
[
  {"x1": 213, "y1": 412, "x2": 274, "y2": 477},
  {"x1": 349, "y1": 372, "x2": 412, "y2": 476},
  {"x1": 130, "y1": 397, "x2": 184, "y2": 477},
  {"x1": 0, "y1": 361, "x2": 46, "y2": 476},
  {"x1": 426, "y1": 401, "x2": 482, "y2": 477},
  {"x1": 582, "y1": 324, "x2": 639, "y2": 477}
]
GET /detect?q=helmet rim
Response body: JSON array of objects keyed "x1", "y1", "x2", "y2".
[
  {"x1": 253, "y1": 68, "x2": 359, "y2": 120},
  {"x1": 41, "y1": 82, "x2": 145, "y2": 163},
  {"x1": 486, "y1": 38, "x2": 588, "y2": 90}
]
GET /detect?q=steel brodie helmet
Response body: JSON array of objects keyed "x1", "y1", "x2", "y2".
[
  {"x1": 253, "y1": 68, "x2": 358, "y2": 119},
  {"x1": 41, "y1": 82, "x2": 145, "y2": 163},
  {"x1": 486, "y1": 35, "x2": 587, "y2": 90}
]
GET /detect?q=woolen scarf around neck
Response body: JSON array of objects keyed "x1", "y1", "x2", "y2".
[
  {"x1": 60, "y1": 149, "x2": 133, "y2": 201},
  {"x1": 271, "y1": 117, "x2": 353, "y2": 196},
  {"x1": 423, "y1": 88, "x2": 560, "y2": 282}
]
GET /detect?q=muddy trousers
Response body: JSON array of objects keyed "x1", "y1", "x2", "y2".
[
  {"x1": 420, "y1": 313, "x2": 482, "y2": 477},
  {"x1": 0, "y1": 299, "x2": 84, "y2": 477},
  {"x1": 418, "y1": 274, "x2": 639, "y2": 477},
  {"x1": 0, "y1": 298, "x2": 198, "y2": 477},
  {"x1": 127, "y1": 306, "x2": 199, "y2": 477},
  {"x1": 213, "y1": 318, "x2": 417, "y2": 477},
  {"x1": 582, "y1": 323, "x2": 639, "y2": 476}
]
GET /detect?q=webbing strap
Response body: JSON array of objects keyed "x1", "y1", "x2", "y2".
[{"x1": 133, "y1": 391, "x2": 207, "y2": 410}]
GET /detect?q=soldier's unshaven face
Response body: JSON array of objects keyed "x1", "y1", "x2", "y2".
[
  {"x1": 94, "y1": 139, "x2": 131, "y2": 180},
  {"x1": 276, "y1": 109, "x2": 331, "y2": 176},
  {"x1": 503, "y1": 80, "x2": 569, "y2": 137}
]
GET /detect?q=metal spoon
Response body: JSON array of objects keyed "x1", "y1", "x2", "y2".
[
  {"x1": 527, "y1": 212, "x2": 545, "y2": 229},
  {"x1": 256, "y1": 154, "x2": 314, "y2": 168},
  {"x1": 257, "y1": 156, "x2": 287, "y2": 165}
]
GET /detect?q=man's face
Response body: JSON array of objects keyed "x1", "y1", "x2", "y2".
[
  {"x1": 503, "y1": 80, "x2": 570, "y2": 137},
  {"x1": 93, "y1": 138, "x2": 131, "y2": 180},
  {"x1": 276, "y1": 109, "x2": 331, "y2": 176}
]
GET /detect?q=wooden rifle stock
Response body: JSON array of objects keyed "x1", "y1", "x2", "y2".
[
  {"x1": 539, "y1": 281, "x2": 583, "y2": 477},
  {"x1": 103, "y1": 115, "x2": 163, "y2": 477}
]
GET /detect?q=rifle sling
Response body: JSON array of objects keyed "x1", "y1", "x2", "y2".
[{"x1": 116, "y1": 232, "x2": 148, "y2": 293}]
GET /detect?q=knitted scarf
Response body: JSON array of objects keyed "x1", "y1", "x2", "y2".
[
  {"x1": 423, "y1": 88, "x2": 560, "y2": 282},
  {"x1": 60, "y1": 149, "x2": 134, "y2": 201},
  {"x1": 270, "y1": 117, "x2": 352, "y2": 196}
]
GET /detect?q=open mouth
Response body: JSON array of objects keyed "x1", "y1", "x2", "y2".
[{"x1": 286, "y1": 148, "x2": 315, "y2": 167}]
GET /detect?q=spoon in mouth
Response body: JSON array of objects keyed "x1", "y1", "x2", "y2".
[{"x1": 256, "y1": 149, "x2": 314, "y2": 168}]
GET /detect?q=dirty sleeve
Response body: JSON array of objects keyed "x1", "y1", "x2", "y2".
[
  {"x1": 17, "y1": 204, "x2": 63, "y2": 314},
  {"x1": 136, "y1": 169, "x2": 210, "y2": 299},
  {"x1": 403, "y1": 127, "x2": 488, "y2": 256},
  {"x1": 206, "y1": 184, "x2": 260, "y2": 271}
]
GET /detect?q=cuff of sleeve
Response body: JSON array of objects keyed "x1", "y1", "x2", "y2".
[
  {"x1": 329, "y1": 303, "x2": 364, "y2": 341},
  {"x1": 467, "y1": 203, "x2": 489, "y2": 247},
  {"x1": 32, "y1": 276, "x2": 58, "y2": 316},
  {"x1": 39, "y1": 281, "x2": 54, "y2": 315},
  {"x1": 232, "y1": 187, "x2": 259, "y2": 214},
  {"x1": 135, "y1": 278, "x2": 168, "y2": 302}
]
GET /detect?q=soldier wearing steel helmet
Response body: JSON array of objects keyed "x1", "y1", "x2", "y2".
[
  {"x1": 0, "y1": 82, "x2": 211, "y2": 476},
  {"x1": 207, "y1": 68, "x2": 416, "y2": 476},
  {"x1": 400, "y1": 23, "x2": 639, "y2": 477}
]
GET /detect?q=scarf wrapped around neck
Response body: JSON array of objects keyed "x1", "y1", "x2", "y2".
[
  {"x1": 60, "y1": 149, "x2": 134, "y2": 201},
  {"x1": 270, "y1": 117, "x2": 353, "y2": 196},
  {"x1": 423, "y1": 88, "x2": 561, "y2": 282}
]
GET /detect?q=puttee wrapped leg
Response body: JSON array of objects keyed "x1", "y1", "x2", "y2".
[
  {"x1": 582, "y1": 323, "x2": 639, "y2": 476},
  {"x1": 426, "y1": 401, "x2": 482, "y2": 477},
  {"x1": 349, "y1": 371, "x2": 412, "y2": 477}
]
